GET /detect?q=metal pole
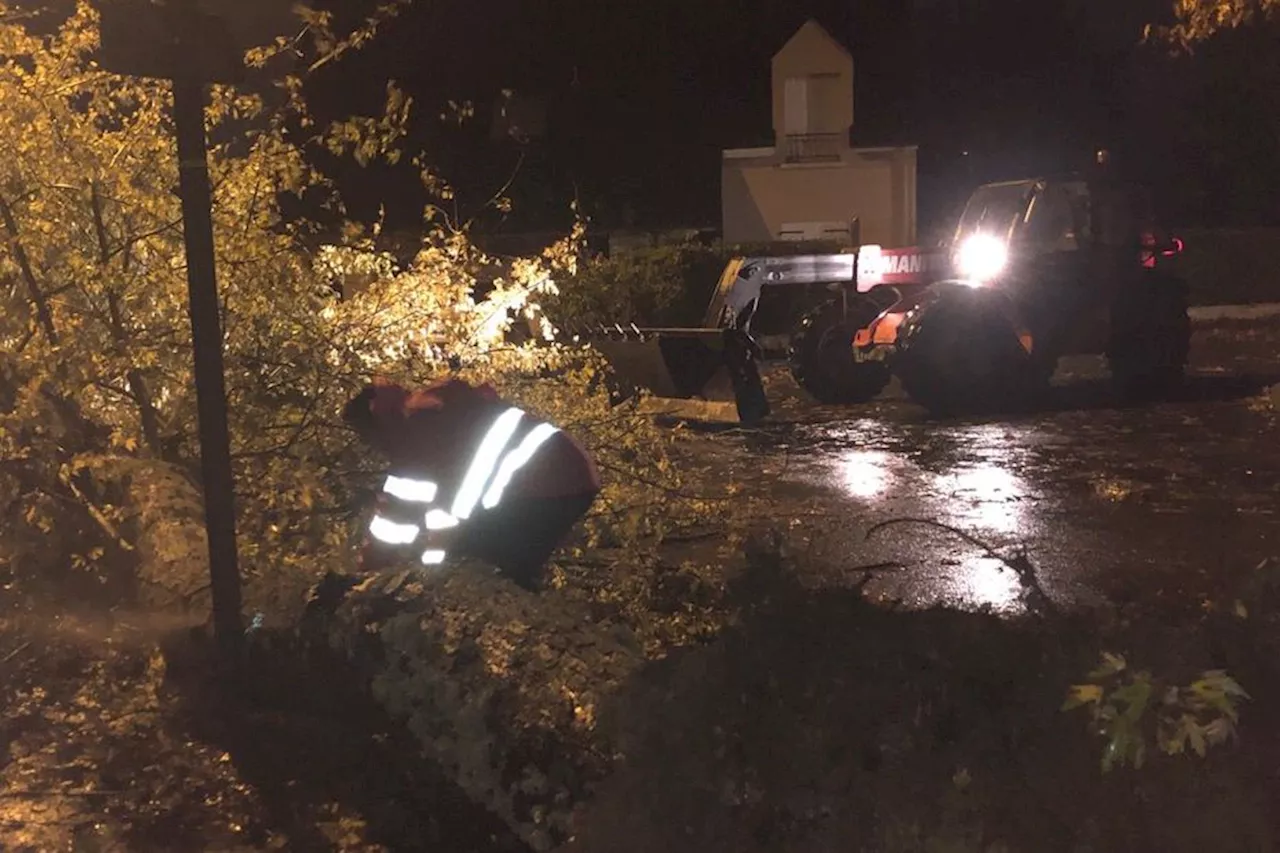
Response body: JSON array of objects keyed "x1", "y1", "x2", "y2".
[{"x1": 172, "y1": 73, "x2": 244, "y2": 656}]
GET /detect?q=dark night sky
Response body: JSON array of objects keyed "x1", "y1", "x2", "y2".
[
  {"x1": 306, "y1": 0, "x2": 1253, "y2": 235},
  {"x1": 24, "y1": 0, "x2": 1275, "y2": 233}
]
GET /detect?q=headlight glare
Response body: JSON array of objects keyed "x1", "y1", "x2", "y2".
[{"x1": 955, "y1": 234, "x2": 1008, "y2": 284}]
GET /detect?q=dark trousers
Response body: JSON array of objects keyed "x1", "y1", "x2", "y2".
[{"x1": 453, "y1": 492, "x2": 598, "y2": 590}]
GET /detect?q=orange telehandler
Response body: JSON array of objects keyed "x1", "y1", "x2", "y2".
[{"x1": 578, "y1": 170, "x2": 1188, "y2": 424}]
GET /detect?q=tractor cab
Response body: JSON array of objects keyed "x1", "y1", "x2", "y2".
[
  {"x1": 949, "y1": 175, "x2": 1182, "y2": 290},
  {"x1": 886, "y1": 169, "x2": 1191, "y2": 415}
]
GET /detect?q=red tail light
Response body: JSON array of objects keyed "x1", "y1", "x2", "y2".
[{"x1": 1141, "y1": 233, "x2": 1183, "y2": 268}]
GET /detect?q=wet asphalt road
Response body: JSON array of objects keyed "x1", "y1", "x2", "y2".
[{"x1": 688, "y1": 323, "x2": 1280, "y2": 617}]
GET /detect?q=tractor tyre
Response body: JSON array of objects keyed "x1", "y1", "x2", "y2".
[
  {"x1": 1107, "y1": 273, "x2": 1190, "y2": 399},
  {"x1": 789, "y1": 296, "x2": 891, "y2": 405},
  {"x1": 894, "y1": 288, "x2": 1039, "y2": 417}
]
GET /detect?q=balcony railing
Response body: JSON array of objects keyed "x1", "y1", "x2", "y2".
[{"x1": 783, "y1": 132, "x2": 846, "y2": 164}]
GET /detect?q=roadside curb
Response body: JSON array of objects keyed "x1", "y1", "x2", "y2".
[{"x1": 1189, "y1": 303, "x2": 1280, "y2": 323}]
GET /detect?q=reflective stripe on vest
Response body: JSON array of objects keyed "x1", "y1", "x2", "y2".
[
  {"x1": 372, "y1": 406, "x2": 561, "y2": 568},
  {"x1": 481, "y1": 421, "x2": 560, "y2": 511},
  {"x1": 425, "y1": 508, "x2": 459, "y2": 530},
  {"x1": 450, "y1": 407, "x2": 526, "y2": 521},
  {"x1": 369, "y1": 514, "x2": 421, "y2": 545},
  {"x1": 450, "y1": 406, "x2": 561, "y2": 520},
  {"x1": 383, "y1": 474, "x2": 438, "y2": 503}
]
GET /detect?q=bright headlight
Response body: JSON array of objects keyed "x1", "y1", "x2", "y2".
[{"x1": 955, "y1": 234, "x2": 1008, "y2": 284}]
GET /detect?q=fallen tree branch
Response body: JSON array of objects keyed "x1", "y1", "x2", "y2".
[
  {"x1": 0, "y1": 788, "x2": 120, "y2": 799},
  {"x1": 661, "y1": 530, "x2": 722, "y2": 544},
  {"x1": 1, "y1": 642, "x2": 30, "y2": 664},
  {"x1": 847, "y1": 560, "x2": 911, "y2": 574},
  {"x1": 596, "y1": 460, "x2": 729, "y2": 502},
  {"x1": 865, "y1": 517, "x2": 1058, "y2": 615},
  {"x1": 56, "y1": 469, "x2": 134, "y2": 553},
  {"x1": 865, "y1": 517, "x2": 1002, "y2": 555},
  {"x1": 0, "y1": 190, "x2": 58, "y2": 346}
]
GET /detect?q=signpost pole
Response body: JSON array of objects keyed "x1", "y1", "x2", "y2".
[
  {"x1": 97, "y1": 0, "x2": 296, "y2": 659},
  {"x1": 172, "y1": 68, "x2": 244, "y2": 656}
]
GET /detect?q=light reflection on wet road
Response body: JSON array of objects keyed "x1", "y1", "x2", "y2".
[{"x1": 697, "y1": 332, "x2": 1280, "y2": 617}]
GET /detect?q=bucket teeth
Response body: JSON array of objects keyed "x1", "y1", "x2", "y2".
[{"x1": 559, "y1": 320, "x2": 769, "y2": 424}]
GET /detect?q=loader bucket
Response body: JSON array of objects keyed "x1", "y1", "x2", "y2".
[{"x1": 587, "y1": 327, "x2": 770, "y2": 425}]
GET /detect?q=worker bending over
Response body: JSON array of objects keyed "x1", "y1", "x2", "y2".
[{"x1": 343, "y1": 377, "x2": 601, "y2": 590}]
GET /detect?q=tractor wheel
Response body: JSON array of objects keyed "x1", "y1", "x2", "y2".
[
  {"x1": 1107, "y1": 274, "x2": 1190, "y2": 399},
  {"x1": 789, "y1": 296, "x2": 891, "y2": 405},
  {"x1": 894, "y1": 288, "x2": 1040, "y2": 417}
]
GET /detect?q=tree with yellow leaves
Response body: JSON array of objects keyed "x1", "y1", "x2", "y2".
[
  {"x1": 0, "y1": 2, "x2": 710, "y2": 614},
  {"x1": 1149, "y1": 0, "x2": 1280, "y2": 46}
]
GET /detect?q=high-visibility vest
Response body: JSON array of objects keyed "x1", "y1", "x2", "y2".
[{"x1": 365, "y1": 405, "x2": 565, "y2": 567}]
